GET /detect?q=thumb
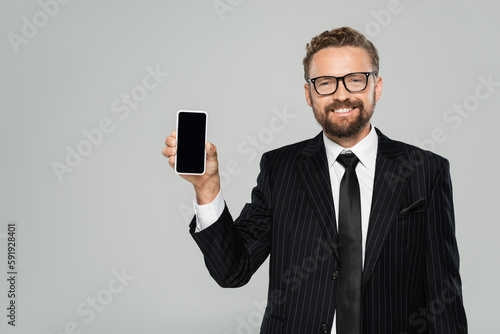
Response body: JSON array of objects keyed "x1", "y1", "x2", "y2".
[{"x1": 206, "y1": 142, "x2": 217, "y2": 159}]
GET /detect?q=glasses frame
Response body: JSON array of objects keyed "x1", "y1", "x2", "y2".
[{"x1": 307, "y1": 71, "x2": 378, "y2": 96}]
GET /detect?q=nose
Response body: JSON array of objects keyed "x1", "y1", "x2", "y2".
[{"x1": 333, "y1": 78, "x2": 351, "y2": 101}]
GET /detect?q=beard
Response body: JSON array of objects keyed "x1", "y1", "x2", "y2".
[{"x1": 312, "y1": 93, "x2": 376, "y2": 139}]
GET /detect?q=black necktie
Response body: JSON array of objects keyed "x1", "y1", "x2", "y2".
[{"x1": 336, "y1": 153, "x2": 362, "y2": 334}]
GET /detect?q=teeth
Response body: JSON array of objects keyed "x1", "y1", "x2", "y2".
[{"x1": 333, "y1": 108, "x2": 353, "y2": 113}]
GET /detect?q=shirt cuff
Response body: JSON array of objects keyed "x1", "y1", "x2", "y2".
[{"x1": 193, "y1": 190, "x2": 225, "y2": 233}]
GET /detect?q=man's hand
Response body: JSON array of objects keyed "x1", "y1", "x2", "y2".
[{"x1": 162, "y1": 129, "x2": 221, "y2": 205}]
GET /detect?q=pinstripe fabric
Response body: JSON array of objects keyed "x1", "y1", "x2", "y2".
[{"x1": 190, "y1": 128, "x2": 467, "y2": 334}]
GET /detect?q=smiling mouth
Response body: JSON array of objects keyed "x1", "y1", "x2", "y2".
[{"x1": 332, "y1": 107, "x2": 354, "y2": 114}]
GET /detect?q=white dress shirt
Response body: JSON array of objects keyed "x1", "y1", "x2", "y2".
[{"x1": 193, "y1": 125, "x2": 379, "y2": 333}]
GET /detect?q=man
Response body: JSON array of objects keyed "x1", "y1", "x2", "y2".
[{"x1": 162, "y1": 27, "x2": 467, "y2": 333}]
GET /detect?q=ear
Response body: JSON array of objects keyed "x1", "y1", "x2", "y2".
[
  {"x1": 374, "y1": 76, "x2": 383, "y2": 102},
  {"x1": 304, "y1": 83, "x2": 313, "y2": 107}
]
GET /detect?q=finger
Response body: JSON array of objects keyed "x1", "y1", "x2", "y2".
[
  {"x1": 164, "y1": 129, "x2": 176, "y2": 146},
  {"x1": 162, "y1": 147, "x2": 169, "y2": 158},
  {"x1": 162, "y1": 146, "x2": 176, "y2": 158},
  {"x1": 168, "y1": 156, "x2": 175, "y2": 169},
  {"x1": 206, "y1": 142, "x2": 218, "y2": 161},
  {"x1": 165, "y1": 136, "x2": 176, "y2": 148}
]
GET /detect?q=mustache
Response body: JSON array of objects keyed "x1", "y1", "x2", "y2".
[{"x1": 324, "y1": 99, "x2": 364, "y2": 112}]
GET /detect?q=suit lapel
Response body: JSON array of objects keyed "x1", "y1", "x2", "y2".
[
  {"x1": 362, "y1": 129, "x2": 408, "y2": 288},
  {"x1": 296, "y1": 132, "x2": 340, "y2": 263}
]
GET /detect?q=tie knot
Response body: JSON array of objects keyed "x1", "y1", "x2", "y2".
[{"x1": 337, "y1": 152, "x2": 359, "y2": 169}]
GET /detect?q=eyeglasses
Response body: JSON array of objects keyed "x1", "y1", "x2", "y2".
[{"x1": 307, "y1": 71, "x2": 377, "y2": 95}]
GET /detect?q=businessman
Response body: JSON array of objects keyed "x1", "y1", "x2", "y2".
[{"x1": 162, "y1": 27, "x2": 467, "y2": 334}]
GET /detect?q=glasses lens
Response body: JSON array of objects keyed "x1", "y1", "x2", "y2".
[
  {"x1": 314, "y1": 77, "x2": 337, "y2": 95},
  {"x1": 345, "y1": 73, "x2": 368, "y2": 91}
]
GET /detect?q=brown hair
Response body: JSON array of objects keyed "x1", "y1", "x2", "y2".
[{"x1": 303, "y1": 27, "x2": 379, "y2": 81}]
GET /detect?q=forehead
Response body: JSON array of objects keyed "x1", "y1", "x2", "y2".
[{"x1": 309, "y1": 46, "x2": 373, "y2": 77}]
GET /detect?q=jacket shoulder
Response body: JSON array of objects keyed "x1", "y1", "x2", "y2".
[
  {"x1": 376, "y1": 128, "x2": 450, "y2": 173},
  {"x1": 261, "y1": 133, "x2": 322, "y2": 165}
]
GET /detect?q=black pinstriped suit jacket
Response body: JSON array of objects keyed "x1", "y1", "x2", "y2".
[{"x1": 190, "y1": 128, "x2": 467, "y2": 334}]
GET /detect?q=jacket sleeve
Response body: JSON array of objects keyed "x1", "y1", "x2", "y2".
[
  {"x1": 189, "y1": 153, "x2": 273, "y2": 288},
  {"x1": 424, "y1": 159, "x2": 468, "y2": 333}
]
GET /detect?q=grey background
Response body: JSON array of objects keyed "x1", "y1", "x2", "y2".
[{"x1": 1, "y1": 0, "x2": 499, "y2": 333}]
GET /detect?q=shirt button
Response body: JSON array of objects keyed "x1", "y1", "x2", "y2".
[
  {"x1": 331, "y1": 271, "x2": 340, "y2": 280},
  {"x1": 321, "y1": 323, "x2": 329, "y2": 333}
]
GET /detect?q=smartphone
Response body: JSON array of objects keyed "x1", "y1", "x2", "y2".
[{"x1": 175, "y1": 110, "x2": 207, "y2": 175}]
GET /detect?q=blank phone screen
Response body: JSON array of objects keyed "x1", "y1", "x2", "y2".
[{"x1": 176, "y1": 111, "x2": 207, "y2": 174}]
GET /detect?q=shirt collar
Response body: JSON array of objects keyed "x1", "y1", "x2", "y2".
[{"x1": 323, "y1": 125, "x2": 378, "y2": 169}]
